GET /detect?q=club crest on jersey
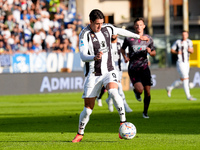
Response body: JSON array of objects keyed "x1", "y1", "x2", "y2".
[
  {"x1": 91, "y1": 34, "x2": 94, "y2": 37},
  {"x1": 101, "y1": 41, "x2": 106, "y2": 47}
]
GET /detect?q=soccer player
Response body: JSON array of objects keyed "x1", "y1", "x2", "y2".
[
  {"x1": 121, "y1": 17, "x2": 156, "y2": 119},
  {"x1": 72, "y1": 9, "x2": 149, "y2": 143},
  {"x1": 166, "y1": 30, "x2": 196, "y2": 101},
  {"x1": 106, "y1": 35, "x2": 132, "y2": 113}
]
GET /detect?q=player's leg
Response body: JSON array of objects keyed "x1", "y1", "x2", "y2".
[
  {"x1": 72, "y1": 98, "x2": 95, "y2": 143},
  {"x1": 129, "y1": 69, "x2": 143, "y2": 102},
  {"x1": 166, "y1": 79, "x2": 183, "y2": 97},
  {"x1": 72, "y1": 76, "x2": 102, "y2": 143},
  {"x1": 182, "y1": 78, "x2": 191, "y2": 99},
  {"x1": 181, "y1": 63, "x2": 196, "y2": 100},
  {"x1": 143, "y1": 85, "x2": 151, "y2": 118},
  {"x1": 78, "y1": 98, "x2": 95, "y2": 134},
  {"x1": 105, "y1": 93, "x2": 114, "y2": 112},
  {"x1": 118, "y1": 82, "x2": 132, "y2": 113},
  {"x1": 133, "y1": 82, "x2": 143, "y2": 102},
  {"x1": 166, "y1": 62, "x2": 183, "y2": 97},
  {"x1": 104, "y1": 71, "x2": 126, "y2": 139},
  {"x1": 106, "y1": 82, "x2": 126, "y2": 139},
  {"x1": 106, "y1": 82, "x2": 126, "y2": 123},
  {"x1": 142, "y1": 67, "x2": 153, "y2": 118},
  {"x1": 96, "y1": 86, "x2": 106, "y2": 107}
]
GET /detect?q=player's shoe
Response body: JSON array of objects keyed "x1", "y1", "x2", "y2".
[
  {"x1": 166, "y1": 86, "x2": 171, "y2": 97},
  {"x1": 96, "y1": 99, "x2": 103, "y2": 107},
  {"x1": 133, "y1": 89, "x2": 142, "y2": 102},
  {"x1": 119, "y1": 122, "x2": 124, "y2": 139},
  {"x1": 124, "y1": 103, "x2": 133, "y2": 113},
  {"x1": 187, "y1": 96, "x2": 197, "y2": 101},
  {"x1": 72, "y1": 133, "x2": 83, "y2": 143},
  {"x1": 106, "y1": 98, "x2": 113, "y2": 112},
  {"x1": 143, "y1": 113, "x2": 149, "y2": 119}
]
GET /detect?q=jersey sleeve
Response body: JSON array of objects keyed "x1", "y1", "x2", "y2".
[
  {"x1": 188, "y1": 40, "x2": 193, "y2": 48},
  {"x1": 79, "y1": 30, "x2": 95, "y2": 62},
  {"x1": 105, "y1": 23, "x2": 140, "y2": 39},
  {"x1": 115, "y1": 27, "x2": 140, "y2": 39},
  {"x1": 121, "y1": 37, "x2": 129, "y2": 50},
  {"x1": 171, "y1": 40, "x2": 178, "y2": 51},
  {"x1": 148, "y1": 36, "x2": 156, "y2": 51}
]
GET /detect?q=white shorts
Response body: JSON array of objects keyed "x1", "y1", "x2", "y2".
[
  {"x1": 176, "y1": 61, "x2": 190, "y2": 79},
  {"x1": 118, "y1": 71, "x2": 122, "y2": 82},
  {"x1": 82, "y1": 70, "x2": 118, "y2": 98}
]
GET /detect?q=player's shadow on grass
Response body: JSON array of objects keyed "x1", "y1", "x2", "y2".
[{"x1": 0, "y1": 108, "x2": 199, "y2": 135}]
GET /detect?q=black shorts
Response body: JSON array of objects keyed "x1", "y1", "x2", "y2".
[{"x1": 128, "y1": 67, "x2": 153, "y2": 86}]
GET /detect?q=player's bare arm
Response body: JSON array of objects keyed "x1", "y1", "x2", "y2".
[
  {"x1": 121, "y1": 48, "x2": 130, "y2": 63},
  {"x1": 188, "y1": 47, "x2": 194, "y2": 53},
  {"x1": 147, "y1": 47, "x2": 156, "y2": 56},
  {"x1": 171, "y1": 49, "x2": 181, "y2": 55}
]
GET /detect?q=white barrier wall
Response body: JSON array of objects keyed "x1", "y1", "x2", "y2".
[{"x1": 0, "y1": 68, "x2": 200, "y2": 95}]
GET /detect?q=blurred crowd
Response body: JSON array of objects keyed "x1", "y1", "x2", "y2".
[{"x1": 0, "y1": 0, "x2": 84, "y2": 54}]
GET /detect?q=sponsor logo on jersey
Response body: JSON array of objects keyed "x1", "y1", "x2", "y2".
[{"x1": 132, "y1": 45, "x2": 147, "y2": 52}]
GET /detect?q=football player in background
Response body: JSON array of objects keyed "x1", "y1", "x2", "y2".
[
  {"x1": 166, "y1": 30, "x2": 196, "y2": 101},
  {"x1": 121, "y1": 17, "x2": 156, "y2": 119}
]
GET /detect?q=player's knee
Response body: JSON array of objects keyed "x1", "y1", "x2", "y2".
[
  {"x1": 84, "y1": 107, "x2": 93, "y2": 116},
  {"x1": 108, "y1": 88, "x2": 119, "y2": 98}
]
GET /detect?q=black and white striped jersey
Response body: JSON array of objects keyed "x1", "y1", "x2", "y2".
[{"x1": 171, "y1": 39, "x2": 193, "y2": 63}]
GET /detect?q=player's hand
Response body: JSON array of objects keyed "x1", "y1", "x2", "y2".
[
  {"x1": 124, "y1": 56, "x2": 130, "y2": 63},
  {"x1": 94, "y1": 51, "x2": 103, "y2": 61},
  {"x1": 146, "y1": 47, "x2": 151, "y2": 54},
  {"x1": 140, "y1": 35, "x2": 149, "y2": 42},
  {"x1": 177, "y1": 51, "x2": 182, "y2": 54}
]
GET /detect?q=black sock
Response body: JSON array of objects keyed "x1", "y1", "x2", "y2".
[{"x1": 143, "y1": 96, "x2": 151, "y2": 114}]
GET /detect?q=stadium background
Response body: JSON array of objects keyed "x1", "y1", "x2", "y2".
[{"x1": 0, "y1": 0, "x2": 200, "y2": 95}]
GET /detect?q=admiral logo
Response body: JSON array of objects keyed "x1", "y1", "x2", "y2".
[{"x1": 93, "y1": 38, "x2": 97, "y2": 42}]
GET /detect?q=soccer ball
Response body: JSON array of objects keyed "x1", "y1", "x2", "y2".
[{"x1": 119, "y1": 122, "x2": 137, "y2": 140}]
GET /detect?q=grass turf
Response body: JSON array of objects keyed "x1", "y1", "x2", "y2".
[{"x1": 0, "y1": 88, "x2": 199, "y2": 150}]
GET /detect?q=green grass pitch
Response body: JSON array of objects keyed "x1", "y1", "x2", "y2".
[{"x1": 0, "y1": 88, "x2": 200, "y2": 150}]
